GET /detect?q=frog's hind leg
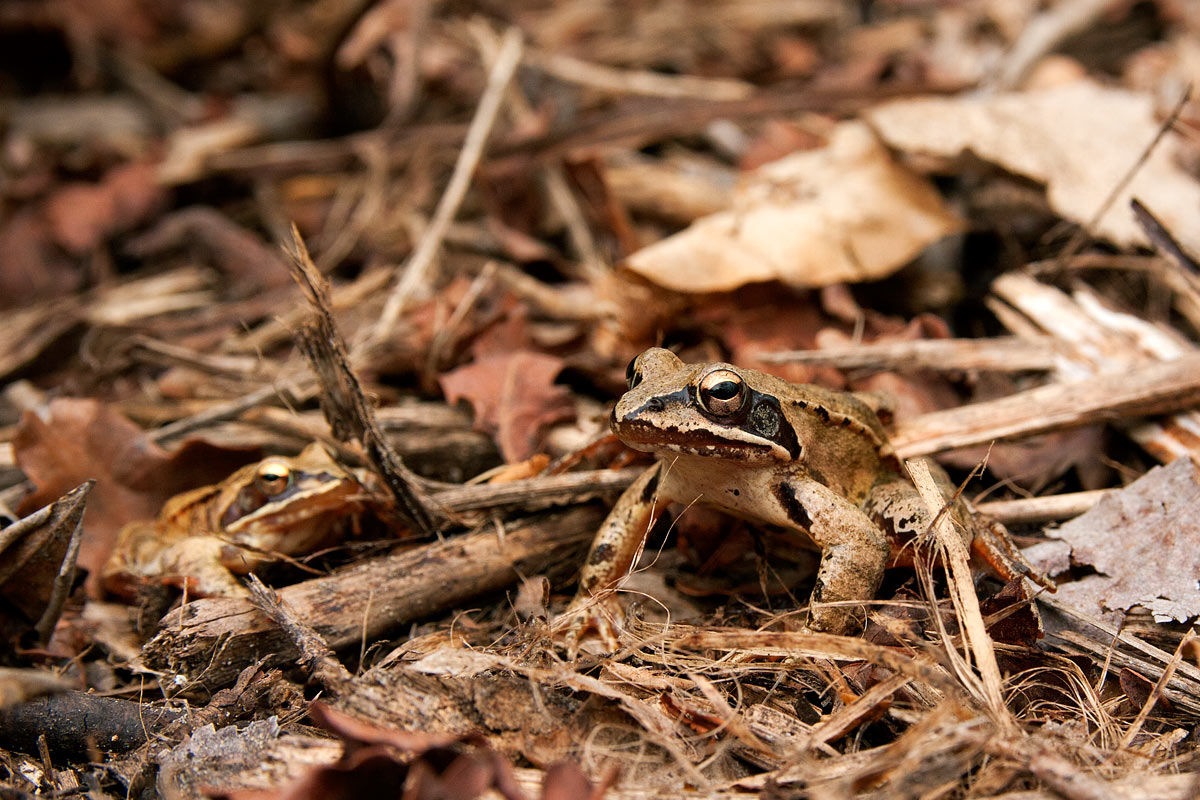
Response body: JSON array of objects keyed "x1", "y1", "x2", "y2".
[{"x1": 557, "y1": 463, "x2": 668, "y2": 654}]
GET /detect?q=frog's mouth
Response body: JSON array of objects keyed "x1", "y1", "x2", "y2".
[{"x1": 612, "y1": 416, "x2": 778, "y2": 458}]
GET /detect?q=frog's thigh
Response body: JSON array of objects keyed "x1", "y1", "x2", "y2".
[
  {"x1": 864, "y1": 468, "x2": 971, "y2": 550},
  {"x1": 778, "y1": 480, "x2": 889, "y2": 634},
  {"x1": 862, "y1": 474, "x2": 930, "y2": 543},
  {"x1": 576, "y1": 463, "x2": 667, "y2": 597}
]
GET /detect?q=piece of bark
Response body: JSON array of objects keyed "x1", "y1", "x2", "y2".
[
  {"x1": 156, "y1": 719, "x2": 340, "y2": 800},
  {"x1": 891, "y1": 354, "x2": 1200, "y2": 458},
  {"x1": 286, "y1": 231, "x2": 436, "y2": 535},
  {"x1": 143, "y1": 507, "x2": 603, "y2": 686},
  {"x1": 431, "y1": 468, "x2": 640, "y2": 514}
]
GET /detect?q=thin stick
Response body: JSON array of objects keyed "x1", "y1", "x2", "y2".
[
  {"x1": 523, "y1": 48, "x2": 753, "y2": 101},
  {"x1": 907, "y1": 459, "x2": 1015, "y2": 733},
  {"x1": 975, "y1": 489, "x2": 1109, "y2": 524},
  {"x1": 366, "y1": 27, "x2": 523, "y2": 347}
]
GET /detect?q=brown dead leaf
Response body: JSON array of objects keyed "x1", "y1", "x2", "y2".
[
  {"x1": 43, "y1": 162, "x2": 165, "y2": 255},
  {"x1": 867, "y1": 81, "x2": 1200, "y2": 252},
  {"x1": 14, "y1": 399, "x2": 259, "y2": 596},
  {"x1": 439, "y1": 351, "x2": 575, "y2": 463},
  {"x1": 0, "y1": 209, "x2": 83, "y2": 310},
  {"x1": 1046, "y1": 457, "x2": 1200, "y2": 624},
  {"x1": 0, "y1": 482, "x2": 91, "y2": 641},
  {"x1": 624, "y1": 121, "x2": 962, "y2": 292}
]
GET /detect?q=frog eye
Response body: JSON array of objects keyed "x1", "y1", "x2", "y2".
[
  {"x1": 254, "y1": 460, "x2": 293, "y2": 496},
  {"x1": 625, "y1": 355, "x2": 643, "y2": 390},
  {"x1": 698, "y1": 369, "x2": 747, "y2": 416}
]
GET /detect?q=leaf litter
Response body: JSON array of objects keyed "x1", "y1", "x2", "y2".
[{"x1": 2, "y1": 2, "x2": 1200, "y2": 799}]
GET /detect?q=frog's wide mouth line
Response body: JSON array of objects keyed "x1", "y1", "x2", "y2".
[{"x1": 612, "y1": 417, "x2": 774, "y2": 454}]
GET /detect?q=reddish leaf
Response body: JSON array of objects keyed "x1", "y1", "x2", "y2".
[
  {"x1": 14, "y1": 399, "x2": 259, "y2": 596},
  {"x1": 43, "y1": 162, "x2": 166, "y2": 255},
  {"x1": 439, "y1": 351, "x2": 575, "y2": 462},
  {"x1": 0, "y1": 209, "x2": 82, "y2": 310}
]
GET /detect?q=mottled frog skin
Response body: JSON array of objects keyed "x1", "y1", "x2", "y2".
[{"x1": 560, "y1": 348, "x2": 1048, "y2": 652}]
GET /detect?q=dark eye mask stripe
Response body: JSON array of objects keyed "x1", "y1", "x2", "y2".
[{"x1": 746, "y1": 391, "x2": 802, "y2": 459}]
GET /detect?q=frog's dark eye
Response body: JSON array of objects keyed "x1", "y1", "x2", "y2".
[
  {"x1": 254, "y1": 461, "x2": 293, "y2": 496},
  {"x1": 625, "y1": 356, "x2": 643, "y2": 390},
  {"x1": 698, "y1": 369, "x2": 746, "y2": 416}
]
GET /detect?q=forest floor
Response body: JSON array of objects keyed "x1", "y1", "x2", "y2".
[{"x1": 3, "y1": 1, "x2": 1200, "y2": 798}]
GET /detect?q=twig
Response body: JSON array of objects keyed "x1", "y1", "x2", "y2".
[
  {"x1": 150, "y1": 382, "x2": 306, "y2": 444},
  {"x1": 975, "y1": 489, "x2": 1109, "y2": 524},
  {"x1": 523, "y1": 48, "x2": 753, "y2": 101},
  {"x1": 285, "y1": 230, "x2": 436, "y2": 536},
  {"x1": 907, "y1": 459, "x2": 1015, "y2": 733},
  {"x1": 757, "y1": 337, "x2": 1057, "y2": 373},
  {"x1": 244, "y1": 574, "x2": 352, "y2": 692},
  {"x1": 891, "y1": 354, "x2": 1200, "y2": 457},
  {"x1": 366, "y1": 27, "x2": 523, "y2": 347}
]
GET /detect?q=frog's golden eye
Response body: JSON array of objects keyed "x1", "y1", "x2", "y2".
[
  {"x1": 625, "y1": 355, "x2": 643, "y2": 390},
  {"x1": 698, "y1": 369, "x2": 746, "y2": 416},
  {"x1": 254, "y1": 461, "x2": 293, "y2": 496}
]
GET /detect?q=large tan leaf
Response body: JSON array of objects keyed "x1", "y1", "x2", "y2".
[
  {"x1": 867, "y1": 81, "x2": 1200, "y2": 251},
  {"x1": 623, "y1": 121, "x2": 962, "y2": 292}
]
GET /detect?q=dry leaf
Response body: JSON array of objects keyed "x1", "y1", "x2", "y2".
[
  {"x1": 867, "y1": 81, "x2": 1200, "y2": 252},
  {"x1": 43, "y1": 162, "x2": 165, "y2": 255},
  {"x1": 439, "y1": 351, "x2": 575, "y2": 463},
  {"x1": 1045, "y1": 457, "x2": 1200, "y2": 624},
  {"x1": 0, "y1": 482, "x2": 90, "y2": 639},
  {"x1": 623, "y1": 121, "x2": 962, "y2": 292},
  {"x1": 14, "y1": 399, "x2": 259, "y2": 595},
  {"x1": 0, "y1": 209, "x2": 83, "y2": 309}
]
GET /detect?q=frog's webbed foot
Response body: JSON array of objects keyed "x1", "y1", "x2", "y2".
[{"x1": 553, "y1": 592, "x2": 625, "y2": 658}]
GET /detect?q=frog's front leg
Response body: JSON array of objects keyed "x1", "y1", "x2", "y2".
[
  {"x1": 155, "y1": 536, "x2": 254, "y2": 598},
  {"x1": 557, "y1": 463, "x2": 667, "y2": 654},
  {"x1": 776, "y1": 479, "x2": 890, "y2": 634}
]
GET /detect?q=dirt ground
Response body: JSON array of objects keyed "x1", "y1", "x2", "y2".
[{"x1": 3, "y1": 2, "x2": 1200, "y2": 798}]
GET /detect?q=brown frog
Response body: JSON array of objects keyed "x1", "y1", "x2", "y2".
[
  {"x1": 103, "y1": 444, "x2": 369, "y2": 598},
  {"x1": 559, "y1": 348, "x2": 1051, "y2": 652}
]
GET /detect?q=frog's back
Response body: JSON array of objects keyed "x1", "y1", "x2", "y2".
[{"x1": 748, "y1": 371, "x2": 898, "y2": 502}]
